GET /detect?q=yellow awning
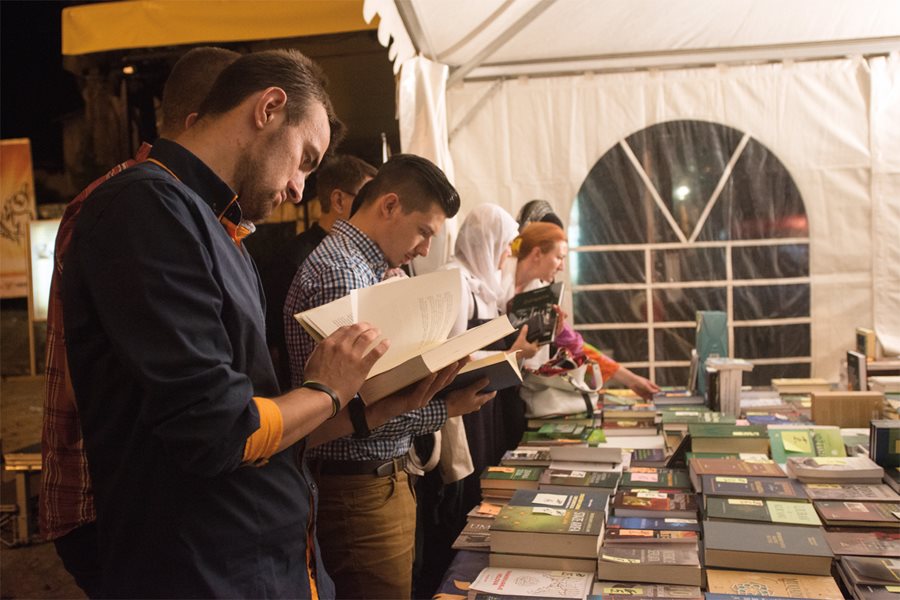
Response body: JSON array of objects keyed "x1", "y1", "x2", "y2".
[{"x1": 62, "y1": 0, "x2": 375, "y2": 56}]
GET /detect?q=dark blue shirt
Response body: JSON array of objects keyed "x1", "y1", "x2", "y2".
[{"x1": 63, "y1": 139, "x2": 332, "y2": 598}]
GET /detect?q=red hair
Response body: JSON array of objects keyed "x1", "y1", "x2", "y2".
[{"x1": 512, "y1": 222, "x2": 566, "y2": 258}]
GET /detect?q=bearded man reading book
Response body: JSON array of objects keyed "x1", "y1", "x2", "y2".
[{"x1": 284, "y1": 154, "x2": 495, "y2": 599}]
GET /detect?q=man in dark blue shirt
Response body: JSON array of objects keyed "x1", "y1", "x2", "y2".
[{"x1": 63, "y1": 49, "x2": 450, "y2": 599}]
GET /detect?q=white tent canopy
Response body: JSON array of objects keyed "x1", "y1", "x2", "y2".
[{"x1": 364, "y1": 0, "x2": 900, "y2": 382}]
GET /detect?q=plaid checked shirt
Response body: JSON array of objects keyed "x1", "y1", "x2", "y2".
[
  {"x1": 284, "y1": 219, "x2": 447, "y2": 461},
  {"x1": 40, "y1": 143, "x2": 152, "y2": 540}
]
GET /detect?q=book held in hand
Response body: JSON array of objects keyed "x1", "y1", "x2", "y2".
[
  {"x1": 506, "y1": 282, "x2": 564, "y2": 345},
  {"x1": 293, "y1": 268, "x2": 515, "y2": 404}
]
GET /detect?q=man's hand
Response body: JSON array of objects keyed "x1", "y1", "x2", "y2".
[
  {"x1": 613, "y1": 367, "x2": 661, "y2": 401},
  {"x1": 445, "y1": 377, "x2": 496, "y2": 417},
  {"x1": 509, "y1": 325, "x2": 539, "y2": 359},
  {"x1": 303, "y1": 322, "x2": 389, "y2": 408},
  {"x1": 374, "y1": 360, "x2": 465, "y2": 420}
]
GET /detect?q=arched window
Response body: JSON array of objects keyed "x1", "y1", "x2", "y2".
[{"x1": 570, "y1": 120, "x2": 810, "y2": 386}]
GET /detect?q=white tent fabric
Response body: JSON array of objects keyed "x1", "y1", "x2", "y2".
[{"x1": 364, "y1": 0, "x2": 900, "y2": 377}]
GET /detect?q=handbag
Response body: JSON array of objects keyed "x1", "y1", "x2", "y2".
[{"x1": 519, "y1": 354, "x2": 602, "y2": 418}]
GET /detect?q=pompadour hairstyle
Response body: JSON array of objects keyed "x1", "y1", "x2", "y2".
[
  {"x1": 196, "y1": 49, "x2": 345, "y2": 150},
  {"x1": 316, "y1": 154, "x2": 377, "y2": 212},
  {"x1": 159, "y1": 47, "x2": 241, "y2": 137},
  {"x1": 352, "y1": 154, "x2": 460, "y2": 218}
]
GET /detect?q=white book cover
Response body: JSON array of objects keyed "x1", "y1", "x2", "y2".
[{"x1": 469, "y1": 567, "x2": 594, "y2": 599}]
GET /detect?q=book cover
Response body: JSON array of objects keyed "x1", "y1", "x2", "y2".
[
  {"x1": 630, "y1": 448, "x2": 667, "y2": 467},
  {"x1": 620, "y1": 468, "x2": 691, "y2": 490},
  {"x1": 813, "y1": 500, "x2": 900, "y2": 526},
  {"x1": 840, "y1": 556, "x2": 900, "y2": 586},
  {"x1": 451, "y1": 520, "x2": 492, "y2": 552},
  {"x1": 705, "y1": 497, "x2": 821, "y2": 526},
  {"x1": 701, "y1": 475, "x2": 806, "y2": 501},
  {"x1": 501, "y1": 448, "x2": 552, "y2": 467},
  {"x1": 593, "y1": 581, "x2": 702, "y2": 598},
  {"x1": 491, "y1": 504, "x2": 604, "y2": 558},
  {"x1": 481, "y1": 466, "x2": 543, "y2": 490},
  {"x1": 489, "y1": 552, "x2": 597, "y2": 574},
  {"x1": 688, "y1": 424, "x2": 769, "y2": 454},
  {"x1": 443, "y1": 351, "x2": 522, "y2": 394},
  {"x1": 800, "y1": 482, "x2": 900, "y2": 502},
  {"x1": 605, "y1": 516, "x2": 700, "y2": 532},
  {"x1": 768, "y1": 427, "x2": 847, "y2": 464},
  {"x1": 811, "y1": 390, "x2": 884, "y2": 428},
  {"x1": 689, "y1": 457, "x2": 785, "y2": 491},
  {"x1": 597, "y1": 546, "x2": 702, "y2": 586},
  {"x1": 704, "y1": 569, "x2": 845, "y2": 599},
  {"x1": 468, "y1": 567, "x2": 594, "y2": 599},
  {"x1": 538, "y1": 469, "x2": 620, "y2": 492},
  {"x1": 857, "y1": 327, "x2": 878, "y2": 360},
  {"x1": 847, "y1": 350, "x2": 869, "y2": 392},
  {"x1": 703, "y1": 521, "x2": 833, "y2": 576},
  {"x1": 507, "y1": 488, "x2": 611, "y2": 513},
  {"x1": 870, "y1": 420, "x2": 900, "y2": 469},
  {"x1": 824, "y1": 531, "x2": 900, "y2": 557},
  {"x1": 538, "y1": 423, "x2": 587, "y2": 439},
  {"x1": 612, "y1": 490, "x2": 697, "y2": 518},
  {"x1": 785, "y1": 455, "x2": 883, "y2": 482},
  {"x1": 603, "y1": 528, "x2": 698, "y2": 544},
  {"x1": 506, "y1": 282, "x2": 564, "y2": 345}
]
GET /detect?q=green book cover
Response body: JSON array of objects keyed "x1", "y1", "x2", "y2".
[
  {"x1": 689, "y1": 424, "x2": 767, "y2": 438},
  {"x1": 769, "y1": 428, "x2": 847, "y2": 463},
  {"x1": 481, "y1": 466, "x2": 543, "y2": 483},
  {"x1": 538, "y1": 423, "x2": 586, "y2": 438},
  {"x1": 706, "y1": 497, "x2": 822, "y2": 526},
  {"x1": 685, "y1": 451, "x2": 741, "y2": 460},
  {"x1": 586, "y1": 428, "x2": 607, "y2": 446},
  {"x1": 704, "y1": 521, "x2": 833, "y2": 559},
  {"x1": 701, "y1": 475, "x2": 806, "y2": 500},
  {"x1": 540, "y1": 469, "x2": 620, "y2": 489},
  {"x1": 662, "y1": 411, "x2": 734, "y2": 425},
  {"x1": 492, "y1": 504, "x2": 605, "y2": 536},
  {"x1": 621, "y1": 469, "x2": 691, "y2": 490}
]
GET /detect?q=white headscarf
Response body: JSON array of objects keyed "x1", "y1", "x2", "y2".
[{"x1": 454, "y1": 204, "x2": 520, "y2": 308}]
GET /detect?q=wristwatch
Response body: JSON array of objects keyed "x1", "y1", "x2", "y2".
[{"x1": 348, "y1": 396, "x2": 371, "y2": 439}]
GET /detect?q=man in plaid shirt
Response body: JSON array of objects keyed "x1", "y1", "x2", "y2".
[{"x1": 284, "y1": 154, "x2": 496, "y2": 599}]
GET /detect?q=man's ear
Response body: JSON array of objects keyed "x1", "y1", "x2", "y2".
[
  {"x1": 330, "y1": 189, "x2": 346, "y2": 215},
  {"x1": 379, "y1": 193, "x2": 401, "y2": 218},
  {"x1": 183, "y1": 112, "x2": 199, "y2": 130},
  {"x1": 253, "y1": 87, "x2": 288, "y2": 129}
]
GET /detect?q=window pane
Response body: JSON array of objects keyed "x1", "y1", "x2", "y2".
[
  {"x1": 570, "y1": 250, "x2": 644, "y2": 285},
  {"x1": 654, "y1": 327, "x2": 695, "y2": 361},
  {"x1": 581, "y1": 329, "x2": 648, "y2": 364},
  {"x1": 655, "y1": 366, "x2": 690, "y2": 388},
  {"x1": 652, "y1": 287, "x2": 726, "y2": 322},
  {"x1": 733, "y1": 285, "x2": 810, "y2": 321},
  {"x1": 733, "y1": 244, "x2": 809, "y2": 280},
  {"x1": 573, "y1": 290, "x2": 647, "y2": 324},
  {"x1": 734, "y1": 324, "x2": 811, "y2": 359},
  {"x1": 652, "y1": 247, "x2": 726, "y2": 282}
]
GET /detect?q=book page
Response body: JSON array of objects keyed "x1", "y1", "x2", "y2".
[
  {"x1": 293, "y1": 294, "x2": 353, "y2": 340},
  {"x1": 355, "y1": 269, "x2": 462, "y2": 376},
  {"x1": 421, "y1": 315, "x2": 515, "y2": 370}
]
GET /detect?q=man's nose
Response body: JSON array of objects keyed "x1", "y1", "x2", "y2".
[
  {"x1": 286, "y1": 175, "x2": 304, "y2": 203},
  {"x1": 417, "y1": 237, "x2": 432, "y2": 257}
]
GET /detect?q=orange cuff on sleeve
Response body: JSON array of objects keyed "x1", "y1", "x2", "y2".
[
  {"x1": 583, "y1": 343, "x2": 621, "y2": 381},
  {"x1": 242, "y1": 396, "x2": 284, "y2": 466}
]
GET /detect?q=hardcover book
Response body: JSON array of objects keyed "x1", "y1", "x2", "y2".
[
  {"x1": 489, "y1": 552, "x2": 597, "y2": 574},
  {"x1": 824, "y1": 531, "x2": 900, "y2": 557},
  {"x1": 506, "y1": 282, "x2": 565, "y2": 345},
  {"x1": 688, "y1": 457, "x2": 785, "y2": 492},
  {"x1": 506, "y1": 488, "x2": 611, "y2": 513},
  {"x1": 490, "y1": 504, "x2": 605, "y2": 558},
  {"x1": 537, "y1": 469, "x2": 620, "y2": 493},
  {"x1": 597, "y1": 546, "x2": 702, "y2": 586},
  {"x1": 800, "y1": 482, "x2": 900, "y2": 502},
  {"x1": 630, "y1": 448, "x2": 667, "y2": 468},
  {"x1": 813, "y1": 500, "x2": 900, "y2": 527},
  {"x1": 688, "y1": 424, "x2": 769, "y2": 454},
  {"x1": 611, "y1": 490, "x2": 697, "y2": 519},
  {"x1": 839, "y1": 556, "x2": 900, "y2": 586},
  {"x1": 548, "y1": 445, "x2": 623, "y2": 464},
  {"x1": 620, "y1": 468, "x2": 691, "y2": 490},
  {"x1": 700, "y1": 475, "x2": 807, "y2": 504},
  {"x1": 703, "y1": 521, "x2": 834, "y2": 576},
  {"x1": 605, "y1": 516, "x2": 700, "y2": 532},
  {"x1": 443, "y1": 351, "x2": 523, "y2": 394},
  {"x1": 500, "y1": 448, "x2": 552, "y2": 468},
  {"x1": 294, "y1": 268, "x2": 516, "y2": 404},
  {"x1": 468, "y1": 567, "x2": 594, "y2": 599},
  {"x1": 704, "y1": 497, "x2": 821, "y2": 526},
  {"x1": 704, "y1": 569, "x2": 845, "y2": 599},
  {"x1": 768, "y1": 427, "x2": 847, "y2": 464},
  {"x1": 870, "y1": 420, "x2": 900, "y2": 469},
  {"x1": 451, "y1": 520, "x2": 492, "y2": 552},
  {"x1": 480, "y1": 466, "x2": 543, "y2": 491},
  {"x1": 602, "y1": 528, "x2": 698, "y2": 544}
]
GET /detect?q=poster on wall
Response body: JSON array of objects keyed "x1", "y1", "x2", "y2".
[{"x1": 0, "y1": 138, "x2": 37, "y2": 298}]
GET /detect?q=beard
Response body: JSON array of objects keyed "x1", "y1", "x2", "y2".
[{"x1": 233, "y1": 148, "x2": 280, "y2": 224}]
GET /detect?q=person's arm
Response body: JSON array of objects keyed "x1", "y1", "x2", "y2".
[{"x1": 608, "y1": 366, "x2": 660, "y2": 400}]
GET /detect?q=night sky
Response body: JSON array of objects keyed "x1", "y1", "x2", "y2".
[{"x1": 1, "y1": 1, "x2": 86, "y2": 171}]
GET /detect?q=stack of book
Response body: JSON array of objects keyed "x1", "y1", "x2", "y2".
[
  {"x1": 768, "y1": 424, "x2": 847, "y2": 464},
  {"x1": 520, "y1": 422, "x2": 604, "y2": 446},
  {"x1": 834, "y1": 556, "x2": 900, "y2": 600},
  {"x1": 601, "y1": 405, "x2": 658, "y2": 437},
  {"x1": 785, "y1": 455, "x2": 884, "y2": 484},
  {"x1": 479, "y1": 466, "x2": 543, "y2": 504},
  {"x1": 687, "y1": 424, "x2": 769, "y2": 455},
  {"x1": 488, "y1": 489, "x2": 608, "y2": 572},
  {"x1": 869, "y1": 419, "x2": 900, "y2": 493}
]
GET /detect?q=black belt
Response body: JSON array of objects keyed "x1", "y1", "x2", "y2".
[{"x1": 309, "y1": 456, "x2": 407, "y2": 477}]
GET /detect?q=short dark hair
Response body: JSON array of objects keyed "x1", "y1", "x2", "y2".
[
  {"x1": 316, "y1": 154, "x2": 377, "y2": 212},
  {"x1": 353, "y1": 154, "x2": 460, "y2": 218},
  {"x1": 160, "y1": 47, "x2": 240, "y2": 137},
  {"x1": 197, "y1": 49, "x2": 345, "y2": 150}
]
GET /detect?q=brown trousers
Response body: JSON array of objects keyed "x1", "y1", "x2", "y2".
[{"x1": 314, "y1": 470, "x2": 417, "y2": 600}]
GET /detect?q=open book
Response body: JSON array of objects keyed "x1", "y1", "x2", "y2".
[
  {"x1": 442, "y1": 351, "x2": 522, "y2": 394},
  {"x1": 506, "y1": 281, "x2": 564, "y2": 345},
  {"x1": 294, "y1": 269, "x2": 515, "y2": 404}
]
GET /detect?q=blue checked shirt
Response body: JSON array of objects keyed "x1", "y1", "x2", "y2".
[{"x1": 284, "y1": 219, "x2": 448, "y2": 460}]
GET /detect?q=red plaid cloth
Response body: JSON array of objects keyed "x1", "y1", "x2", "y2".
[{"x1": 40, "y1": 144, "x2": 152, "y2": 539}]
